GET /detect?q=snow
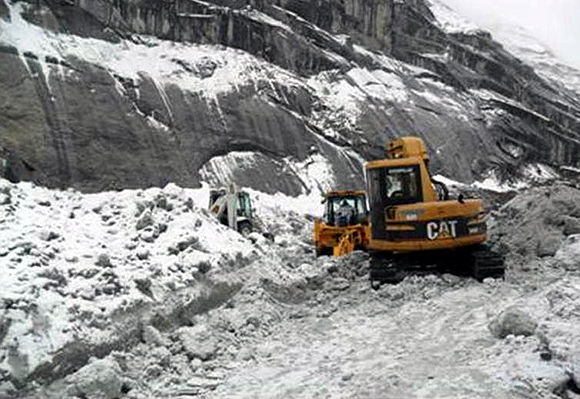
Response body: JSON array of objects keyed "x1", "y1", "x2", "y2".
[
  {"x1": 242, "y1": 9, "x2": 292, "y2": 32},
  {"x1": 145, "y1": 115, "x2": 170, "y2": 132},
  {"x1": 4, "y1": 178, "x2": 580, "y2": 399},
  {"x1": 431, "y1": 174, "x2": 468, "y2": 188},
  {"x1": 412, "y1": 79, "x2": 469, "y2": 114},
  {"x1": 284, "y1": 152, "x2": 336, "y2": 196},
  {"x1": 454, "y1": 19, "x2": 580, "y2": 97},
  {"x1": 198, "y1": 150, "x2": 336, "y2": 202},
  {"x1": 428, "y1": 0, "x2": 580, "y2": 98},
  {"x1": 434, "y1": 163, "x2": 558, "y2": 194},
  {"x1": 346, "y1": 68, "x2": 409, "y2": 103},
  {"x1": 471, "y1": 89, "x2": 551, "y2": 123},
  {"x1": 306, "y1": 65, "x2": 411, "y2": 141},
  {"x1": 0, "y1": 179, "x2": 255, "y2": 376},
  {"x1": 199, "y1": 152, "x2": 262, "y2": 189},
  {"x1": 523, "y1": 163, "x2": 559, "y2": 181},
  {"x1": 427, "y1": 0, "x2": 482, "y2": 34},
  {"x1": 554, "y1": 235, "x2": 580, "y2": 270},
  {"x1": 473, "y1": 171, "x2": 528, "y2": 193},
  {"x1": 0, "y1": 1, "x2": 303, "y2": 99},
  {"x1": 561, "y1": 165, "x2": 580, "y2": 174},
  {"x1": 307, "y1": 66, "x2": 409, "y2": 124},
  {"x1": 4, "y1": 0, "x2": 580, "y2": 396}
]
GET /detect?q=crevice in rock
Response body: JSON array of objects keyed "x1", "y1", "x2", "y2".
[{"x1": 24, "y1": 57, "x2": 72, "y2": 187}]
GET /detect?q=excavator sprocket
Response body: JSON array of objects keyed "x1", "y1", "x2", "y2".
[{"x1": 369, "y1": 245, "x2": 505, "y2": 287}]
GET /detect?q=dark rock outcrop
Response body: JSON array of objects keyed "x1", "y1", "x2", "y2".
[
  {"x1": 0, "y1": 0, "x2": 8, "y2": 21},
  {"x1": 0, "y1": 0, "x2": 579, "y2": 193}
]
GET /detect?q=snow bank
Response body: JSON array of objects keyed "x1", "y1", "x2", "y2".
[
  {"x1": 4, "y1": 177, "x2": 580, "y2": 398},
  {"x1": 554, "y1": 235, "x2": 580, "y2": 271},
  {"x1": 0, "y1": 178, "x2": 255, "y2": 382},
  {"x1": 490, "y1": 183, "x2": 580, "y2": 260},
  {"x1": 0, "y1": 173, "x2": 345, "y2": 390}
]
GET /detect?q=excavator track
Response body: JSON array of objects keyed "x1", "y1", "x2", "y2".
[
  {"x1": 469, "y1": 247, "x2": 505, "y2": 281},
  {"x1": 369, "y1": 245, "x2": 505, "y2": 287}
]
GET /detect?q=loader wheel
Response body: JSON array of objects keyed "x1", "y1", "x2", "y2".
[
  {"x1": 315, "y1": 247, "x2": 333, "y2": 257},
  {"x1": 238, "y1": 222, "x2": 252, "y2": 238}
]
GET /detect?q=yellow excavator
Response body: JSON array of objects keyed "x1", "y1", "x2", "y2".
[
  {"x1": 366, "y1": 136, "x2": 504, "y2": 285},
  {"x1": 313, "y1": 190, "x2": 370, "y2": 257}
]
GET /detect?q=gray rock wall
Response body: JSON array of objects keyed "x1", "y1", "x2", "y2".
[{"x1": 1, "y1": 0, "x2": 579, "y2": 193}]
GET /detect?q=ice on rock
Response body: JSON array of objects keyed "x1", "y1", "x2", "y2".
[
  {"x1": 489, "y1": 306, "x2": 538, "y2": 339},
  {"x1": 65, "y1": 358, "x2": 124, "y2": 399}
]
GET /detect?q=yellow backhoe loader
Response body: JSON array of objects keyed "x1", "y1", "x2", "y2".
[
  {"x1": 366, "y1": 136, "x2": 504, "y2": 285},
  {"x1": 313, "y1": 190, "x2": 370, "y2": 257}
]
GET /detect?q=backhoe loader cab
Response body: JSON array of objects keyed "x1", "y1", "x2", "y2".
[
  {"x1": 208, "y1": 186, "x2": 258, "y2": 237},
  {"x1": 366, "y1": 136, "x2": 504, "y2": 284},
  {"x1": 322, "y1": 191, "x2": 369, "y2": 227},
  {"x1": 314, "y1": 191, "x2": 370, "y2": 257}
]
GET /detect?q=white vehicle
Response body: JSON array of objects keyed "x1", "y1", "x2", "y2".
[{"x1": 208, "y1": 183, "x2": 272, "y2": 240}]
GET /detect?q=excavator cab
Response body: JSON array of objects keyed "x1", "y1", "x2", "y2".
[{"x1": 314, "y1": 191, "x2": 370, "y2": 257}]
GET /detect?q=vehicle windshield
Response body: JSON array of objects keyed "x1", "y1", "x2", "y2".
[{"x1": 324, "y1": 195, "x2": 367, "y2": 225}]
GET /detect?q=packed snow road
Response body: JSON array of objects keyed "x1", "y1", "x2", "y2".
[{"x1": 210, "y1": 271, "x2": 568, "y2": 399}]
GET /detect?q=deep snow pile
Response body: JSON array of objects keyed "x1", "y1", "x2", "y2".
[
  {"x1": 0, "y1": 178, "x2": 260, "y2": 391},
  {"x1": 0, "y1": 176, "x2": 334, "y2": 398},
  {"x1": 489, "y1": 183, "x2": 580, "y2": 261}
]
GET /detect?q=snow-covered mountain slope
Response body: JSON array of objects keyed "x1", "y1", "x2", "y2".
[
  {"x1": 428, "y1": 0, "x2": 481, "y2": 34},
  {"x1": 487, "y1": 23, "x2": 580, "y2": 99},
  {"x1": 1, "y1": 0, "x2": 579, "y2": 194},
  {"x1": 429, "y1": 0, "x2": 580, "y2": 108}
]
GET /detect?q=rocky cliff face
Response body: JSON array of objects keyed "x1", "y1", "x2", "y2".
[{"x1": 1, "y1": 0, "x2": 579, "y2": 193}]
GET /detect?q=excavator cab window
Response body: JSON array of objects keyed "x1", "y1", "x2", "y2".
[
  {"x1": 368, "y1": 166, "x2": 422, "y2": 206},
  {"x1": 323, "y1": 198, "x2": 336, "y2": 225},
  {"x1": 209, "y1": 189, "x2": 223, "y2": 209},
  {"x1": 367, "y1": 165, "x2": 423, "y2": 239}
]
